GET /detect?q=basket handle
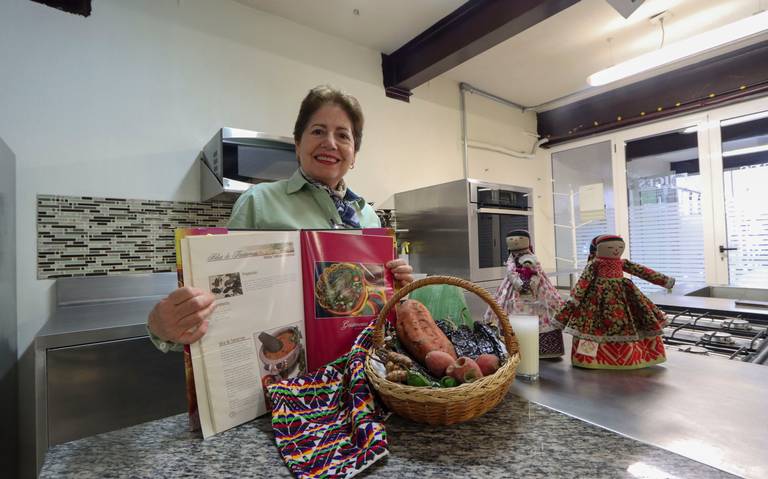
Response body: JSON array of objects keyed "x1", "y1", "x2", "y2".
[{"x1": 372, "y1": 275, "x2": 519, "y2": 356}]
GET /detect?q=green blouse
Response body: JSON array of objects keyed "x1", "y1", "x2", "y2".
[
  {"x1": 227, "y1": 169, "x2": 380, "y2": 230},
  {"x1": 148, "y1": 169, "x2": 380, "y2": 352}
]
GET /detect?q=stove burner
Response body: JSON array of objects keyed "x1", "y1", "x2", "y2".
[
  {"x1": 678, "y1": 345, "x2": 709, "y2": 355},
  {"x1": 703, "y1": 332, "x2": 735, "y2": 344},
  {"x1": 723, "y1": 319, "x2": 750, "y2": 330},
  {"x1": 657, "y1": 306, "x2": 766, "y2": 362}
]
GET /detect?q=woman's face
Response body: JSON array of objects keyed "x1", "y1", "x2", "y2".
[{"x1": 296, "y1": 103, "x2": 356, "y2": 189}]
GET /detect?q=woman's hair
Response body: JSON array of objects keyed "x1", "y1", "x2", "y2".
[{"x1": 293, "y1": 85, "x2": 364, "y2": 152}]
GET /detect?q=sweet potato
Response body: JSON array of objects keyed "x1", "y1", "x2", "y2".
[
  {"x1": 475, "y1": 354, "x2": 500, "y2": 376},
  {"x1": 425, "y1": 350, "x2": 455, "y2": 377},
  {"x1": 395, "y1": 299, "x2": 457, "y2": 364},
  {"x1": 449, "y1": 357, "x2": 483, "y2": 384}
]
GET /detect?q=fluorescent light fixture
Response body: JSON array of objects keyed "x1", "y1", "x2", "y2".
[
  {"x1": 722, "y1": 144, "x2": 768, "y2": 157},
  {"x1": 588, "y1": 10, "x2": 768, "y2": 86},
  {"x1": 721, "y1": 110, "x2": 768, "y2": 127}
]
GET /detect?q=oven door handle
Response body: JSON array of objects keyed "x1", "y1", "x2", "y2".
[{"x1": 477, "y1": 207, "x2": 532, "y2": 216}]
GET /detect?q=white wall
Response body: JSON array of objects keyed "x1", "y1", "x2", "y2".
[
  {"x1": 0, "y1": 0, "x2": 541, "y2": 353},
  {"x1": 464, "y1": 94, "x2": 554, "y2": 270}
]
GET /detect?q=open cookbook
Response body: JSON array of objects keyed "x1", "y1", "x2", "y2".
[{"x1": 176, "y1": 228, "x2": 396, "y2": 439}]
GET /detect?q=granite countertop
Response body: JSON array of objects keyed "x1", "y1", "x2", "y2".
[{"x1": 40, "y1": 394, "x2": 734, "y2": 479}]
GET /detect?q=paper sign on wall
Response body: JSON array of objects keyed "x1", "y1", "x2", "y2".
[{"x1": 579, "y1": 183, "x2": 605, "y2": 221}]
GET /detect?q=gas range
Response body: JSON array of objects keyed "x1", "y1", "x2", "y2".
[{"x1": 659, "y1": 305, "x2": 768, "y2": 364}]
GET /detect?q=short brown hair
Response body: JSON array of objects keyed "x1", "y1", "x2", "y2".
[{"x1": 293, "y1": 85, "x2": 364, "y2": 152}]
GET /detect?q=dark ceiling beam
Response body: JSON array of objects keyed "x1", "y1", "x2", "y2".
[
  {"x1": 537, "y1": 40, "x2": 768, "y2": 146},
  {"x1": 381, "y1": 0, "x2": 580, "y2": 102},
  {"x1": 30, "y1": 0, "x2": 92, "y2": 17}
]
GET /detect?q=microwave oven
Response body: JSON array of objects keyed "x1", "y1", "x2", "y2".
[{"x1": 200, "y1": 127, "x2": 296, "y2": 201}]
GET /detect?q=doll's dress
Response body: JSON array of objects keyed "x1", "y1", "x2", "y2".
[
  {"x1": 484, "y1": 250, "x2": 565, "y2": 358},
  {"x1": 554, "y1": 256, "x2": 672, "y2": 369}
]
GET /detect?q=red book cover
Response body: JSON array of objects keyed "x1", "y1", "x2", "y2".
[{"x1": 300, "y1": 230, "x2": 396, "y2": 371}]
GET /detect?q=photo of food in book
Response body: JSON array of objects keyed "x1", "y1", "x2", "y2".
[
  {"x1": 313, "y1": 261, "x2": 388, "y2": 318},
  {"x1": 208, "y1": 272, "x2": 243, "y2": 299},
  {"x1": 255, "y1": 324, "x2": 306, "y2": 407}
]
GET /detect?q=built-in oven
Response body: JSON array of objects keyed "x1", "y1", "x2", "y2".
[
  {"x1": 468, "y1": 180, "x2": 533, "y2": 282},
  {"x1": 394, "y1": 179, "x2": 533, "y2": 285}
]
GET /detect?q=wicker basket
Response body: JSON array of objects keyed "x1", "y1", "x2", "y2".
[{"x1": 364, "y1": 275, "x2": 520, "y2": 425}]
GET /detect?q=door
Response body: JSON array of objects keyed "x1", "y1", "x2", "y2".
[
  {"x1": 551, "y1": 140, "x2": 616, "y2": 286},
  {"x1": 615, "y1": 116, "x2": 714, "y2": 293},
  {"x1": 709, "y1": 102, "x2": 768, "y2": 287},
  {"x1": 622, "y1": 126, "x2": 709, "y2": 292}
]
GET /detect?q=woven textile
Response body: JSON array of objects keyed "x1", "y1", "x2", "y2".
[{"x1": 268, "y1": 323, "x2": 388, "y2": 479}]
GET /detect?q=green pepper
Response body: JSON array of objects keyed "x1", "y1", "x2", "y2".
[
  {"x1": 406, "y1": 371, "x2": 431, "y2": 387},
  {"x1": 440, "y1": 376, "x2": 458, "y2": 388}
]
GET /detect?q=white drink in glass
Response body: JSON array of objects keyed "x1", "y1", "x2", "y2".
[{"x1": 508, "y1": 314, "x2": 539, "y2": 381}]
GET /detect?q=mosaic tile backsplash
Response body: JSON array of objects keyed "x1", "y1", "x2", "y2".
[{"x1": 37, "y1": 195, "x2": 233, "y2": 279}]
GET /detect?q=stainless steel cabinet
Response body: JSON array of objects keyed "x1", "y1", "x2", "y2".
[{"x1": 46, "y1": 336, "x2": 186, "y2": 446}]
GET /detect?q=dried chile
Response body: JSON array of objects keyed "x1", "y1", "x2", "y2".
[{"x1": 435, "y1": 320, "x2": 508, "y2": 361}]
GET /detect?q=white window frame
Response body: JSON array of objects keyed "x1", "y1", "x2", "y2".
[
  {"x1": 546, "y1": 94, "x2": 768, "y2": 286},
  {"x1": 701, "y1": 95, "x2": 768, "y2": 284}
]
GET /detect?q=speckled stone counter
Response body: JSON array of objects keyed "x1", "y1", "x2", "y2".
[{"x1": 40, "y1": 394, "x2": 735, "y2": 479}]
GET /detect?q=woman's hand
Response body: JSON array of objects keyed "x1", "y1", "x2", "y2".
[
  {"x1": 148, "y1": 287, "x2": 216, "y2": 344},
  {"x1": 386, "y1": 258, "x2": 414, "y2": 289}
]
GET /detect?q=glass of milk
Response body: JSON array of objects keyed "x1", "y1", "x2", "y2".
[{"x1": 508, "y1": 314, "x2": 539, "y2": 381}]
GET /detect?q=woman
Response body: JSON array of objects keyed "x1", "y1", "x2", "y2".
[{"x1": 148, "y1": 85, "x2": 413, "y2": 351}]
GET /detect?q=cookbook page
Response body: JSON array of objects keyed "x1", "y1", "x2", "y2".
[
  {"x1": 174, "y1": 227, "x2": 228, "y2": 432},
  {"x1": 186, "y1": 231, "x2": 306, "y2": 438}
]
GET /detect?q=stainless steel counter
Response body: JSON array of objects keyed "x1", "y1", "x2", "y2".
[
  {"x1": 31, "y1": 273, "x2": 185, "y2": 476},
  {"x1": 648, "y1": 291, "x2": 768, "y2": 320},
  {"x1": 511, "y1": 335, "x2": 768, "y2": 479}
]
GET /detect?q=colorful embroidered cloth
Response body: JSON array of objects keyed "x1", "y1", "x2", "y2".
[{"x1": 268, "y1": 323, "x2": 388, "y2": 479}]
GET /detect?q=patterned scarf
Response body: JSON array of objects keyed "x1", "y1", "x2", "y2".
[{"x1": 300, "y1": 168, "x2": 361, "y2": 228}]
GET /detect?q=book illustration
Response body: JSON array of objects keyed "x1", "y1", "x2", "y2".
[
  {"x1": 209, "y1": 273, "x2": 244, "y2": 299},
  {"x1": 302, "y1": 231, "x2": 396, "y2": 371},
  {"x1": 256, "y1": 322, "x2": 306, "y2": 411},
  {"x1": 313, "y1": 262, "x2": 387, "y2": 318}
]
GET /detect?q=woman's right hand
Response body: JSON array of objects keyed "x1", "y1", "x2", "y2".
[{"x1": 147, "y1": 287, "x2": 216, "y2": 344}]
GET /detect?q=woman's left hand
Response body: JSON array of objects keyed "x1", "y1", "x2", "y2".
[{"x1": 386, "y1": 259, "x2": 414, "y2": 288}]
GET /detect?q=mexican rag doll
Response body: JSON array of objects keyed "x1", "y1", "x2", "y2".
[
  {"x1": 554, "y1": 234, "x2": 675, "y2": 369},
  {"x1": 484, "y1": 230, "x2": 565, "y2": 358}
]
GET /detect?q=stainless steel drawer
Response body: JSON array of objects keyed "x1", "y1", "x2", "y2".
[{"x1": 46, "y1": 336, "x2": 186, "y2": 446}]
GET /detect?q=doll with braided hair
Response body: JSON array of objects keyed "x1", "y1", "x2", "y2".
[
  {"x1": 554, "y1": 234, "x2": 675, "y2": 369},
  {"x1": 484, "y1": 230, "x2": 565, "y2": 358}
]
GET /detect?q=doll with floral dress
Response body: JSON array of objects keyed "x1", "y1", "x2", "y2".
[
  {"x1": 484, "y1": 230, "x2": 565, "y2": 358},
  {"x1": 554, "y1": 234, "x2": 675, "y2": 369}
]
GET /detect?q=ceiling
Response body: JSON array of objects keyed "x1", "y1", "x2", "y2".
[
  {"x1": 232, "y1": 0, "x2": 466, "y2": 53},
  {"x1": 233, "y1": 0, "x2": 767, "y2": 108}
]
